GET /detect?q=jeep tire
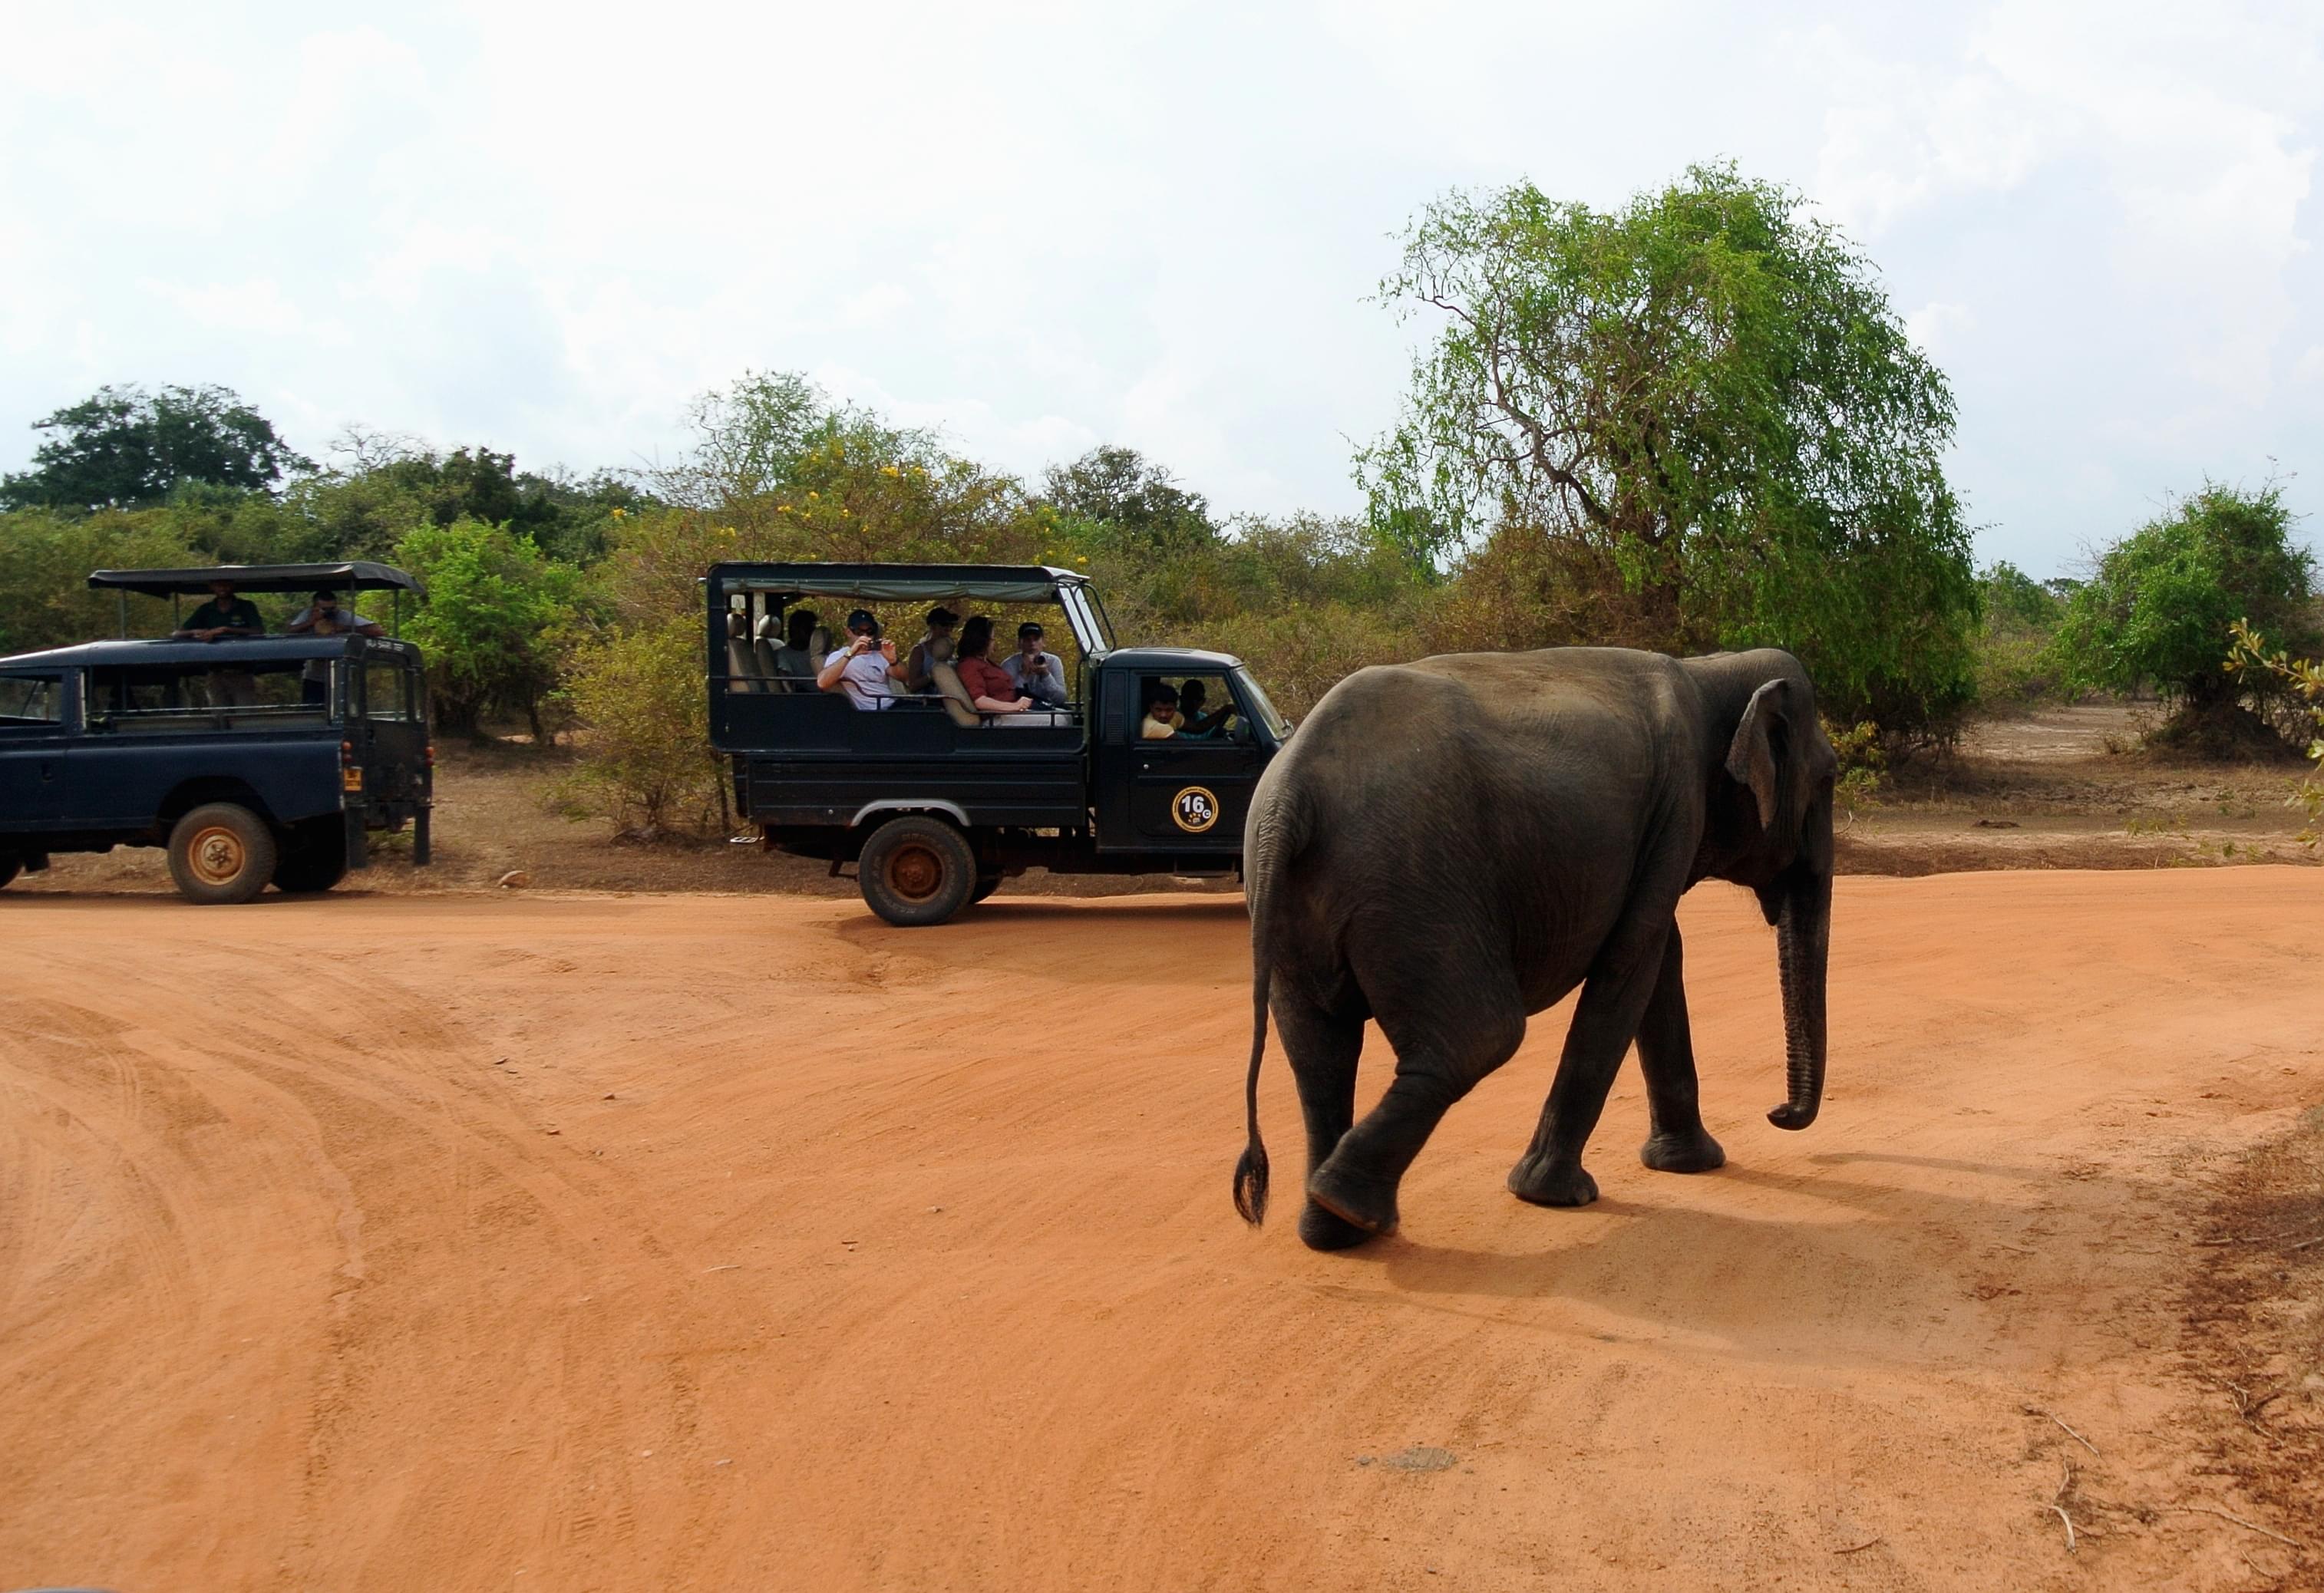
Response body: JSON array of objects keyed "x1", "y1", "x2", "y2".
[
  {"x1": 273, "y1": 819, "x2": 349, "y2": 895},
  {"x1": 167, "y1": 803, "x2": 279, "y2": 905},
  {"x1": 0, "y1": 849, "x2": 18, "y2": 890},
  {"x1": 858, "y1": 816, "x2": 976, "y2": 927}
]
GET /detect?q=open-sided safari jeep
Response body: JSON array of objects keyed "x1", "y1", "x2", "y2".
[
  {"x1": 708, "y1": 562, "x2": 1292, "y2": 925},
  {"x1": 0, "y1": 562, "x2": 434, "y2": 903}
]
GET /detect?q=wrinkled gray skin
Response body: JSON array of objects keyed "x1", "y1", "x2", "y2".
[{"x1": 1233, "y1": 646, "x2": 1839, "y2": 1251}]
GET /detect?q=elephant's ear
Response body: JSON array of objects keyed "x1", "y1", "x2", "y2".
[{"x1": 1724, "y1": 679, "x2": 1788, "y2": 831}]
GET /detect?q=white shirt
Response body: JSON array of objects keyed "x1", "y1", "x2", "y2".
[{"x1": 826, "y1": 647, "x2": 898, "y2": 711}]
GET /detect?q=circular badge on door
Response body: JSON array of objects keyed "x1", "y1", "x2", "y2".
[{"x1": 1171, "y1": 785, "x2": 1220, "y2": 834}]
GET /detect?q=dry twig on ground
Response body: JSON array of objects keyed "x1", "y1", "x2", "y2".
[
  {"x1": 2024, "y1": 1403, "x2": 2101, "y2": 1458},
  {"x1": 2051, "y1": 1459, "x2": 2078, "y2": 1554},
  {"x1": 2170, "y1": 1504, "x2": 2303, "y2": 1551}
]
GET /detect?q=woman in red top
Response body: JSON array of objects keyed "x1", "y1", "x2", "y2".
[{"x1": 955, "y1": 616, "x2": 1036, "y2": 713}]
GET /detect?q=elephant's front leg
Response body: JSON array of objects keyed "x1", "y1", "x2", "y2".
[
  {"x1": 1633, "y1": 925, "x2": 1725, "y2": 1174},
  {"x1": 1509, "y1": 921, "x2": 1674, "y2": 1209}
]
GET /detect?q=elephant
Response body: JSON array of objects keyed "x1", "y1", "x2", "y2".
[{"x1": 1231, "y1": 645, "x2": 1839, "y2": 1251}]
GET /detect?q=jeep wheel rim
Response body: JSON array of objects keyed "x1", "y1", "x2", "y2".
[
  {"x1": 187, "y1": 826, "x2": 246, "y2": 886},
  {"x1": 885, "y1": 843, "x2": 943, "y2": 902}
]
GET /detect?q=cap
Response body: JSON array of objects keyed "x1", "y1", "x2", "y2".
[
  {"x1": 1018, "y1": 621, "x2": 1045, "y2": 638},
  {"x1": 926, "y1": 605, "x2": 959, "y2": 628},
  {"x1": 847, "y1": 608, "x2": 880, "y2": 632}
]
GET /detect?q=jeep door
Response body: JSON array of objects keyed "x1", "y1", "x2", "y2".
[
  {"x1": 352, "y1": 654, "x2": 428, "y2": 817},
  {"x1": 0, "y1": 669, "x2": 73, "y2": 827},
  {"x1": 1127, "y1": 671, "x2": 1265, "y2": 849}
]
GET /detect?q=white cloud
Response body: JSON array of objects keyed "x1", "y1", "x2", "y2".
[{"x1": 1906, "y1": 301, "x2": 1977, "y2": 355}]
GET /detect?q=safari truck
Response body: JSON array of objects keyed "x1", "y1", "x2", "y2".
[
  {"x1": 0, "y1": 562, "x2": 434, "y2": 904},
  {"x1": 708, "y1": 562, "x2": 1293, "y2": 925}
]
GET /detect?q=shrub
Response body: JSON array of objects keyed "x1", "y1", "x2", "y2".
[
  {"x1": 552, "y1": 618, "x2": 725, "y2": 837},
  {"x1": 2227, "y1": 618, "x2": 2324, "y2": 843}
]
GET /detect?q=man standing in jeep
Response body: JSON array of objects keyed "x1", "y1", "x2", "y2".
[
  {"x1": 173, "y1": 579, "x2": 263, "y2": 641},
  {"x1": 284, "y1": 589, "x2": 385, "y2": 704}
]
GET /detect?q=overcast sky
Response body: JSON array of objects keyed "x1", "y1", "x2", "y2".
[{"x1": 3, "y1": 1, "x2": 2318, "y2": 577}]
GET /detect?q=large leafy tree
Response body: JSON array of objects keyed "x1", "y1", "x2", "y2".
[
  {"x1": 1359, "y1": 163, "x2": 1979, "y2": 731},
  {"x1": 286, "y1": 433, "x2": 651, "y2": 564},
  {"x1": 1042, "y1": 445, "x2": 1218, "y2": 552},
  {"x1": 2055, "y1": 482, "x2": 2316, "y2": 726},
  {"x1": 1, "y1": 384, "x2": 312, "y2": 510}
]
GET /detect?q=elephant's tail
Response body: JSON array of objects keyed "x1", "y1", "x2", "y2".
[{"x1": 1232, "y1": 962, "x2": 1272, "y2": 1225}]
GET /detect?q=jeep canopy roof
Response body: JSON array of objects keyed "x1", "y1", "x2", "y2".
[
  {"x1": 710, "y1": 562, "x2": 1084, "y2": 604},
  {"x1": 0, "y1": 634, "x2": 423, "y2": 671},
  {"x1": 87, "y1": 562, "x2": 427, "y2": 596},
  {"x1": 708, "y1": 562, "x2": 1114, "y2": 653}
]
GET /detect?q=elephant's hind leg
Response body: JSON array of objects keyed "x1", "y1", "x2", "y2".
[
  {"x1": 1273, "y1": 993, "x2": 1370, "y2": 1251},
  {"x1": 1634, "y1": 926, "x2": 1726, "y2": 1175},
  {"x1": 1309, "y1": 987, "x2": 1527, "y2": 1242}
]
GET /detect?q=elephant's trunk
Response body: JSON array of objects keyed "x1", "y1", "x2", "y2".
[{"x1": 1766, "y1": 869, "x2": 1830, "y2": 1130}]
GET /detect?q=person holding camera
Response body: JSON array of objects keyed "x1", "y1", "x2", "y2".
[
  {"x1": 1002, "y1": 621, "x2": 1068, "y2": 706},
  {"x1": 817, "y1": 609, "x2": 908, "y2": 710},
  {"x1": 284, "y1": 589, "x2": 386, "y2": 706}
]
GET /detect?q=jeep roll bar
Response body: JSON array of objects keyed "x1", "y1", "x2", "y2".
[{"x1": 88, "y1": 562, "x2": 428, "y2": 638}]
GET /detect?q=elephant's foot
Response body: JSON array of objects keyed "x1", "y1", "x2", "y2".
[
  {"x1": 1507, "y1": 1152, "x2": 1599, "y2": 1208},
  {"x1": 1299, "y1": 1199, "x2": 1375, "y2": 1251},
  {"x1": 1640, "y1": 1128, "x2": 1726, "y2": 1174},
  {"x1": 1306, "y1": 1159, "x2": 1399, "y2": 1241}
]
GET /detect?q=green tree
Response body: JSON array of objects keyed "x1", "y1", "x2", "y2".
[
  {"x1": 655, "y1": 370, "x2": 867, "y2": 511},
  {"x1": 1973, "y1": 559, "x2": 2071, "y2": 706},
  {"x1": 1042, "y1": 445, "x2": 1219, "y2": 553},
  {"x1": 1979, "y1": 561, "x2": 2062, "y2": 629},
  {"x1": 2054, "y1": 483, "x2": 2316, "y2": 740},
  {"x1": 285, "y1": 434, "x2": 649, "y2": 565},
  {"x1": 0, "y1": 508, "x2": 202, "y2": 654},
  {"x1": 393, "y1": 518, "x2": 586, "y2": 739},
  {"x1": 2, "y1": 384, "x2": 312, "y2": 510},
  {"x1": 1358, "y1": 162, "x2": 1979, "y2": 734}
]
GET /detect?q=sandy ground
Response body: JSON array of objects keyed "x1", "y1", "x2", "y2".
[{"x1": 2, "y1": 872, "x2": 2320, "y2": 1591}]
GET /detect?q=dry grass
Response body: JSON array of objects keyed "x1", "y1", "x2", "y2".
[{"x1": 2177, "y1": 1106, "x2": 2324, "y2": 1577}]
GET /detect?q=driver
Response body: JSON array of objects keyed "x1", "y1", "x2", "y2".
[{"x1": 1174, "y1": 678, "x2": 1237, "y2": 739}]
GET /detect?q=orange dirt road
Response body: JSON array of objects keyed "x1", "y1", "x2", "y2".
[{"x1": 2, "y1": 871, "x2": 2319, "y2": 1591}]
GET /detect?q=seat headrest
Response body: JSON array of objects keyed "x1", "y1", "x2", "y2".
[{"x1": 929, "y1": 662, "x2": 981, "y2": 727}]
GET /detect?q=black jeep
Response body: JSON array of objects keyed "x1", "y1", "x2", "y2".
[
  {"x1": 709, "y1": 562, "x2": 1292, "y2": 925},
  {"x1": 0, "y1": 562, "x2": 434, "y2": 903}
]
